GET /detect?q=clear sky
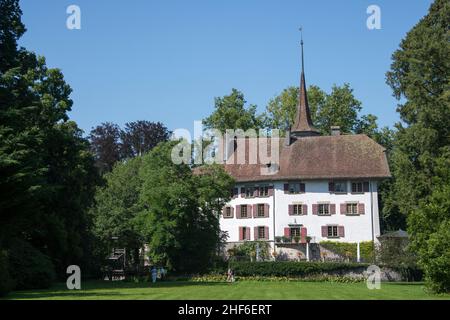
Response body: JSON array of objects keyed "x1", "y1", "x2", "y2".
[{"x1": 18, "y1": 0, "x2": 433, "y2": 135}]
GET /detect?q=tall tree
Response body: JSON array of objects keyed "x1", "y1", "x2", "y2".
[
  {"x1": 121, "y1": 120, "x2": 170, "y2": 158},
  {"x1": 89, "y1": 122, "x2": 122, "y2": 174},
  {"x1": 385, "y1": 0, "x2": 449, "y2": 293},
  {"x1": 203, "y1": 88, "x2": 265, "y2": 133}
]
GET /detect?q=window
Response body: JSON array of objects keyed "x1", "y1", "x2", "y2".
[
  {"x1": 351, "y1": 182, "x2": 363, "y2": 193},
  {"x1": 258, "y1": 226, "x2": 266, "y2": 239},
  {"x1": 346, "y1": 203, "x2": 358, "y2": 215},
  {"x1": 224, "y1": 207, "x2": 232, "y2": 217},
  {"x1": 327, "y1": 226, "x2": 338, "y2": 238},
  {"x1": 289, "y1": 183, "x2": 302, "y2": 194},
  {"x1": 293, "y1": 204, "x2": 303, "y2": 215},
  {"x1": 240, "y1": 205, "x2": 248, "y2": 218},
  {"x1": 245, "y1": 187, "x2": 255, "y2": 198},
  {"x1": 242, "y1": 227, "x2": 247, "y2": 240},
  {"x1": 334, "y1": 181, "x2": 347, "y2": 193},
  {"x1": 258, "y1": 186, "x2": 269, "y2": 197},
  {"x1": 318, "y1": 204, "x2": 330, "y2": 215},
  {"x1": 290, "y1": 227, "x2": 301, "y2": 238},
  {"x1": 257, "y1": 204, "x2": 265, "y2": 217}
]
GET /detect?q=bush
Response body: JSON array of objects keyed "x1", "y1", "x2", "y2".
[
  {"x1": 0, "y1": 250, "x2": 15, "y2": 296},
  {"x1": 320, "y1": 241, "x2": 374, "y2": 262},
  {"x1": 7, "y1": 239, "x2": 56, "y2": 290},
  {"x1": 229, "y1": 261, "x2": 368, "y2": 277}
]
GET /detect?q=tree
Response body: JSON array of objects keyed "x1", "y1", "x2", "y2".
[
  {"x1": 138, "y1": 141, "x2": 234, "y2": 272},
  {"x1": 0, "y1": 0, "x2": 99, "y2": 279},
  {"x1": 121, "y1": 121, "x2": 170, "y2": 158},
  {"x1": 385, "y1": 0, "x2": 450, "y2": 293},
  {"x1": 203, "y1": 88, "x2": 265, "y2": 133},
  {"x1": 92, "y1": 156, "x2": 144, "y2": 267},
  {"x1": 89, "y1": 122, "x2": 122, "y2": 174},
  {"x1": 265, "y1": 84, "x2": 384, "y2": 137}
]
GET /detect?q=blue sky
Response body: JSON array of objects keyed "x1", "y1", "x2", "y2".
[{"x1": 19, "y1": 0, "x2": 433, "y2": 135}]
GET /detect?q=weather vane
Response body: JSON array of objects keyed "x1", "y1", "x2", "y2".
[{"x1": 299, "y1": 27, "x2": 304, "y2": 73}]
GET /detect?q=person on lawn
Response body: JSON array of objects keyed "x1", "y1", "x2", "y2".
[{"x1": 151, "y1": 266, "x2": 157, "y2": 283}]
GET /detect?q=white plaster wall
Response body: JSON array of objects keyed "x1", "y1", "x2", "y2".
[{"x1": 220, "y1": 180, "x2": 380, "y2": 244}]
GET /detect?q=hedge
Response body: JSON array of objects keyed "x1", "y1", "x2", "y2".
[{"x1": 228, "y1": 261, "x2": 369, "y2": 277}]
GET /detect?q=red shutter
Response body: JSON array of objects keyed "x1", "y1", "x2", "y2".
[
  {"x1": 330, "y1": 204, "x2": 336, "y2": 215},
  {"x1": 288, "y1": 204, "x2": 293, "y2": 215},
  {"x1": 300, "y1": 183, "x2": 305, "y2": 193},
  {"x1": 240, "y1": 187, "x2": 246, "y2": 197},
  {"x1": 340, "y1": 203, "x2": 346, "y2": 215},
  {"x1": 239, "y1": 227, "x2": 243, "y2": 241},
  {"x1": 302, "y1": 204, "x2": 308, "y2": 215},
  {"x1": 300, "y1": 227, "x2": 307, "y2": 244},
  {"x1": 312, "y1": 204, "x2": 318, "y2": 215},
  {"x1": 363, "y1": 182, "x2": 370, "y2": 192},
  {"x1": 284, "y1": 183, "x2": 289, "y2": 194},
  {"x1": 236, "y1": 205, "x2": 241, "y2": 218},
  {"x1": 268, "y1": 185, "x2": 274, "y2": 196},
  {"x1": 284, "y1": 227, "x2": 290, "y2": 238},
  {"x1": 338, "y1": 226, "x2": 345, "y2": 237},
  {"x1": 254, "y1": 226, "x2": 258, "y2": 240},
  {"x1": 328, "y1": 182, "x2": 335, "y2": 192},
  {"x1": 321, "y1": 226, "x2": 327, "y2": 237},
  {"x1": 246, "y1": 227, "x2": 251, "y2": 240},
  {"x1": 264, "y1": 226, "x2": 269, "y2": 240},
  {"x1": 252, "y1": 204, "x2": 257, "y2": 218},
  {"x1": 358, "y1": 203, "x2": 365, "y2": 215},
  {"x1": 264, "y1": 204, "x2": 269, "y2": 218}
]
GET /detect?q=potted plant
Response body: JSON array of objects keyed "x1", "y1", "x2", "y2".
[
  {"x1": 293, "y1": 236, "x2": 300, "y2": 244},
  {"x1": 275, "y1": 236, "x2": 282, "y2": 243}
]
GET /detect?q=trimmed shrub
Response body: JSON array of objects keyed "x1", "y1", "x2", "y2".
[
  {"x1": 229, "y1": 261, "x2": 368, "y2": 277},
  {"x1": 0, "y1": 250, "x2": 15, "y2": 296},
  {"x1": 320, "y1": 241, "x2": 374, "y2": 262},
  {"x1": 7, "y1": 239, "x2": 56, "y2": 290}
]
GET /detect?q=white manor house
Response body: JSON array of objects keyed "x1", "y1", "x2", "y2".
[{"x1": 216, "y1": 48, "x2": 391, "y2": 258}]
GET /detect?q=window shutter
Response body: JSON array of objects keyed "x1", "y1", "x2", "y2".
[
  {"x1": 254, "y1": 227, "x2": 258, "y2": 240},
  {"x1": 246, "y1": 227, "x2": 251, "y2": 240},
  {"x1": 264, "y1": 226, "x2": 269, "y2": 240},
  {"x1": 300, "y1": 227, "x2": 307, "y2": 244},
  {"x1": 221, "y1": 207, "x2": 225, "y2": 216},
  {"x1": 330, "y1": 204, "x2": 336, "y2": 215},
  {"x1": 358, "y1": 203, "x2": 365, "y2": 215},
  {"x1": 340, "y1": 203, "x2": 346, "y2": 215},
  {"x1": 300, "y1": 183, "x2": 306, "y2": 193},
  {"x1": 284, "y1": 183, "x2": 289, "y2": 194},
  {"x1": 264, "y1": 204, "x2": 269, "y2": 218},
  {"x1": 288, "y1": 205, "x2": 293, "y2": 216},
  {"x1": 252, "y1": 204, "x2": 257, "y2": 218},
  {"x1": 240, "y1": 187, "x2": 246, "y2": 197},
  {"x1": 321, "y1": 226, "x2": 327, "y2": 237},
  {"x1": 363, "y1": 181, "x2": 370, "y2": 192},
  {"x1": 236, "y1": 205, "x2": 241, "y2": 219},
  {"x1": 231, "y1": 207, "x2": 234, "y2": 218},
  {"x1": 328, "y1": 182, "x2": 335, "y2": 192},
  {"x1": 312, "y1": 204, "x2": 318, "y2": 215},
  {"x1": 302, "y1": 204, "x2": 308, "y2": 215},
  {"x1": 338, "y1": 226, "x2": 345, "y2": 237},
  {"x1": 284, "y1": 227, "x2": 290, "y2": 238},
  {"x1": 268, "y1": 185, "x2": 274, "y2": 196},
  {"x1": 239, "y1": 227, "x2": 243, "y2": 241}
]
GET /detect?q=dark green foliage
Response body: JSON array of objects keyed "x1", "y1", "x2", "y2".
[
  {"x1": 0, "y1": 250, "x2": 14, "y2": 296},
  {"x1": 7, "y1": 239, "x2": 55, "y2": 290},
  {"x1": 227, "y1": 241, "x2": 271, "y2": 261},
  {"x1": 229, "y1": 261, "x2": 368, "y2": 277}
]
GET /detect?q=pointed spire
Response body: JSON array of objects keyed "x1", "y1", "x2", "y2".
[{"x1": 291, "y1": 28, "x2": 320, "y2": 137}]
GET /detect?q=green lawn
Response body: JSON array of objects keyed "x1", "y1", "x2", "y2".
[{"x1": 3, "y1": 281, "x2": 450, "y2": 300}]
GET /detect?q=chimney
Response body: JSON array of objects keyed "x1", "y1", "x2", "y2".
[{"x1": 331, "y1": 126, "x2": 340, "y2": 136}]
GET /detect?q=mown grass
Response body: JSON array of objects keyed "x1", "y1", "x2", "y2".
[{"x1": 3, "y1": 280, "x2": 450, "y2": 300}]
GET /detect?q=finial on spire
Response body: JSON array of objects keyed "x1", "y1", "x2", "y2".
[{"x1": 299, "y1": 27, "x2": 304, "y2": 73}]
